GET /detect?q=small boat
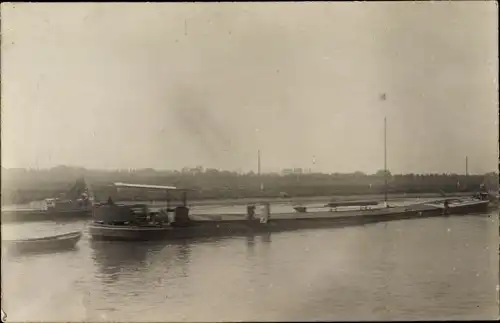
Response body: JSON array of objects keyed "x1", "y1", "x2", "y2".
[
  {"x1": 2, "y1": 231, "x2": 82, "y2": 253},
  {"x1": 325, "y1": 200, "x2": 380, "y2": 209},
  {"x1": 293, "y1": 199, "x2": 381, "y2": 213}
]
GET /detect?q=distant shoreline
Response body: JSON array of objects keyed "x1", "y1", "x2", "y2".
[{"x1": 3, "y1": 170, "x2": 497, "y2": 206}]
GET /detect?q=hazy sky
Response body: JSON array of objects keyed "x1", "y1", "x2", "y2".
[{"x1": 1, "y1": 2, "x2": 498, "y2": 174}]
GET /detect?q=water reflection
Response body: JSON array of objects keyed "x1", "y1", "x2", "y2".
[
  {"x1": 5, "y1": 245, "x2": 80, "y2": 258},
  {"x1": 89, "y1": 240, "x2": 195, "y2": 282},
  {"x1": 246, "y1": 235, "x2": 256, "y2": 247},
  {"x1": 90, "y1": 241, "x2": 152, "y2": 283},
  {"x1": 170, "y1": 241, "x2": 192, "y2": 278},
  {"x1": 261, "y1": 232, "x2": 272, "y2": 243}
]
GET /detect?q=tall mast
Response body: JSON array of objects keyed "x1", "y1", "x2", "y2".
[
  {"x1": 384, "y1": 117, "x2": 388, "y2": 204},
  {"x1": 258, "y1": 149, "x2": 263, "y2": 191},
  {"x1": 258, "y1": 149, "x2": 261, "y2": 176},
  {"x1": 465, "y1": 156, "x2": 468, "y2": 176}
]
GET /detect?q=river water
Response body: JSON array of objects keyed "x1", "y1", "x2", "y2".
[{"x1": 1, "y1": 210, "x2": 498, "y2": 321}]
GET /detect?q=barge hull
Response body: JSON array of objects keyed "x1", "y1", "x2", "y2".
[
  {"x1": 88, "y1": 199, "x2": 491, "y2": 242},
  {"x1": 88, "y1": 207, "x2": 446, "y2": 241},
  {"x1": 449, "y1": 201, "x2": 490, "y2": 214},
  {"x1": 88, "y1": 224, "x2": 173, "y2": 241}
]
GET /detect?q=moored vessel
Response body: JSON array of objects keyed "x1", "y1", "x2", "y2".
[
  {"x1": 1, "y1": 178, "x2": 93, "y2": 223},
  {"x1": 89, "y1": 203, "x2": 175, "y2": 241},
  {"x1": 87, "y1": 183, "x2": 490, "y2": 242}
]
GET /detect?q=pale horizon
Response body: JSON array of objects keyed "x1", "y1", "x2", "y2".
[
  {"x1": 2, "y1": 2, "x2": 498, "y2": 175},
  {"x1": 1, "y1": 163, "x2": 496, "y2": 177}
]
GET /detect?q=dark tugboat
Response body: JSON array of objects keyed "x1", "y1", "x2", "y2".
[
  {"x1": 1, "y1": 178, "x2": 93, "y2": 223},
  {"x1": 88, "y1": 183, "x2": 192, "y2": 241}
]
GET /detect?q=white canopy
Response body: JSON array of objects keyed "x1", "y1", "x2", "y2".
[{"x1": 113, "y1": 182, "x2": 179, "y2": 191}]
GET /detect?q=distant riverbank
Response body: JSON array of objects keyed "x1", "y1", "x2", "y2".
[{"x1": 3, "y1": 169, "x2": 497, "y2": 205}]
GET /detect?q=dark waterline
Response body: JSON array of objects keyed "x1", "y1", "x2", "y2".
[{"x1": 2, "y1": 212, "x2": 498, "y2": 321}]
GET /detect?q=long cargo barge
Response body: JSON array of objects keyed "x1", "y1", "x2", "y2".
[
  {"x1": 88, "y1": 206, "x2": 436, "y2": 241},
  {"x1": 88, "y1": 183, "x2": 491, "y2": 241}
]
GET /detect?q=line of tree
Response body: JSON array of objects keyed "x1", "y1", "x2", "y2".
[{"x1": 1, "y1": 166, "x2": 498, "y2": 205}]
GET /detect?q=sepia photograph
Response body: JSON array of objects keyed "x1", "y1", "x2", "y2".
[{"x1": 1, "y1": 1, "x2": 498, "y2": 321}]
